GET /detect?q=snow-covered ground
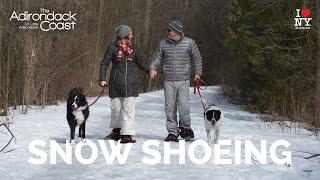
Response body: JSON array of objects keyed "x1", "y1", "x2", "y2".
[{"x1": 0, "y1": 86, "x2": 319, "y2": 180}]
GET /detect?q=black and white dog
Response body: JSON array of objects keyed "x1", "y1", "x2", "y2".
[
  {"x1": 204, "y1": 104, "x2": 223, "y2": 145},
  {"x1": 67, "y1": 87, "x2": 89, "y2": 143}
]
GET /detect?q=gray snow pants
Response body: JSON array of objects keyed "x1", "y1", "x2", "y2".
[{"x1": 164, "y1": 80, "x2": 191, "y2": 136}]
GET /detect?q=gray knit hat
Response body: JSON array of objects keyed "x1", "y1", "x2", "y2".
[
  {"x1": 115, "y1": 25, "x2": 132, "y2": 39},
  {"x1": 168, "y1": 20, "x2": 183, "y2": 34}
]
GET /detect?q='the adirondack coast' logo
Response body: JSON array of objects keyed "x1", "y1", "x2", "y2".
[
  {"x1": 9, "y1": 8, "x2": 77, "y2": 32},
  {"x1": 294, "y1": 8, "x2": 312, "y2": 29}
]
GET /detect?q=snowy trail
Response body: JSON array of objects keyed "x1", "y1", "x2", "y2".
[{"x1": 1, "y1": 86, "x2": 320, "y2": 180}]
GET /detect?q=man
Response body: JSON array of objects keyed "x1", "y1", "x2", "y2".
[
  {"x1": 99, "y1": 25, "x2": 149, "y2": 143},
  {"x1": 149, "y1": 20, "x2": 203, "y2": 142}
]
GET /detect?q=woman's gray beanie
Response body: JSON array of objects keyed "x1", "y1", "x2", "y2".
[{"x1": 115, "y1": 25, "x2": 132, "y2": 39}]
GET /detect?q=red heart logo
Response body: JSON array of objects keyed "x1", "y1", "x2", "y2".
[{"x1": 301, "y1": 8, "x2": 311, "y2": 17}]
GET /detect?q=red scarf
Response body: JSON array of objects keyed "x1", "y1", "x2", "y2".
[{"x1": 117, "y1": 43, "x2": 133, "y2": 62}]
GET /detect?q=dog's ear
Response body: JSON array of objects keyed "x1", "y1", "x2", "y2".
[
  {"x1": 78, "y1": 94, "x2": 88, "y2": 105},
  {"x1": 213, "y1": 110, "x2": 221, "y2": 121},
  {"x1": 206, "y1": 110, "x2": 213, "y2": 121}
]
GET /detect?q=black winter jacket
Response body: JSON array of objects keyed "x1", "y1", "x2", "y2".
[{"x1": 99, "y1": 42, "x2": 149, "y2": 98}]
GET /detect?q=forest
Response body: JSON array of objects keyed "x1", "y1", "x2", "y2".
[{"x1": 0, "y1": 0, "x2": 319, "y2": 131}]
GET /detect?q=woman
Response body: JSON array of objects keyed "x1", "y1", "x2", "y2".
[{"x1": 99, "y1": 25, "x2": 149, "y2": 143}]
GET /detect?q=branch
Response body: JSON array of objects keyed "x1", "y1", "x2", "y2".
[
  {"x1": 294, "y1": 147, "x2": 320, "y2": 160},
  {"x1": 306, "y1": 154, "x2": 320, "y2": 159},
  {"x1": 0, "y1": 121, "x2": 16, "y2": 152},
  {"x1": 50, "y1": 49, "x2": 92, "y2": 79},
  {"x1": 258, "y1": 45, "x2": 302, "y2": 51}
]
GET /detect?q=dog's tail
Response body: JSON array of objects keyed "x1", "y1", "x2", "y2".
[{"x1": 202, "y1": 99, "x2": 211, "y2": 110}]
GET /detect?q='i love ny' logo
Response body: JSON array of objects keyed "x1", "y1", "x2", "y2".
[{"x1": 294, "y1": 4, "x2": 312, "y2": 29}]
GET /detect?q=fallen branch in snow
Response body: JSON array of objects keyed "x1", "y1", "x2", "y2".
[
  {"x1": 305, "y1": 154, "x2": 320, "y2": 159},
  {"x1": 294, "y1": 146, "x2": 320, "y2": 161},
  {"x1": 0, "y1": 120, "x2": 16, "y2": 153}
]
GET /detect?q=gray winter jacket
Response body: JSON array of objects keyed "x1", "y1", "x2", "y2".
[{"x1": 149, "y1": 36, "x2": 202, "y2": 81}]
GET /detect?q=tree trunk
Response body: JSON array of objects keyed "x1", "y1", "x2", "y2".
[
  {"x1": 314, "y1": 0, "x2": 320, "y2": 123},
  {"x1": 22, "y1": 32, "x2": 36, "y2": 114},
  {"x1": 4, "y1": 34, "x2": 10, "y2": 116},
  {"x1": 182, "y1": 0, "x2": 189, "y2": 22},
  {"x1": 92, "y1": 0, "x2": 103, "y2": 92},
  {"x1": 142, "y1": 0, "x2": 153, "y2": 92}
]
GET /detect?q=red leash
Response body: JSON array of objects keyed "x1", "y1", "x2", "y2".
[
  {"x1": 87, "y1": 85, "x2": 108, "y2": 107},
  {"x1": 73, "y1": 85, "x2": 107, "y2": 111},
  {"x1": 194, "y1": 79, "x2": 207, "y2": 111}
]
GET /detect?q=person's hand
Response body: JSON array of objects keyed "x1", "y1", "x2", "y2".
[
  {"x1": 100, "y1": 81, "x2": 107, "y2": 87},
  {"x1": 149, "y1": 69, "x2": 157, "y2": 78},
  {"x1": 194, "y1": 74, "x2": 201, "y2": 81}
]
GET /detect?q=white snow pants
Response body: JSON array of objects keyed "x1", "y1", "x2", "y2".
[{"x1": 109, "y1": 97, "x2": 136, "y2": 136}]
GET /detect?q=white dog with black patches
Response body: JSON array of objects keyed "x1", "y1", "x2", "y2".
[{"x1": 204, "y1": 103, "x2": 223, "y2": 145}]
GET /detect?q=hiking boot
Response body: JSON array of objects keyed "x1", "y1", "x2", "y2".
[
  {"x1": 179, "y1": 127, "x2": 194, "y2": 140},
  {"x1": 120, "y1": 135, "x2": 136, "y2": 143},
  {"x1": 164, "y1": 134, "x2": 179, "y2": 142},
  {"x1": 104, "y1": 128, "x2": 121, "y2": 140}
]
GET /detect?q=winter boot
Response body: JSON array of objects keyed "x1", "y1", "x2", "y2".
[
  {"x1": 120, "y1": 135, "x2": 136, "y2": 143},
  {"x1": 164, "y1": 134, "x2": 179, "y2": 142},
  {"x1": 179, "y1": 127, "x2": 194, "y2": 140},
  {"x1": 104, "y1": 128, "x2": 121, "y2": 140}
]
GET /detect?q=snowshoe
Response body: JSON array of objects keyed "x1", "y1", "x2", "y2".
[
  {"x1": 120, "y1": 135, "x2": 136, "y2": 143},
  {"x1": 104, "y1": 128, "x2": 121, "y2": 140},
  {"x1": 178, "y1": 127, "x2": 194, "y2": 141},
  {"x1": 164, "y1": 134, "x2": 179, "y2": 142}
]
